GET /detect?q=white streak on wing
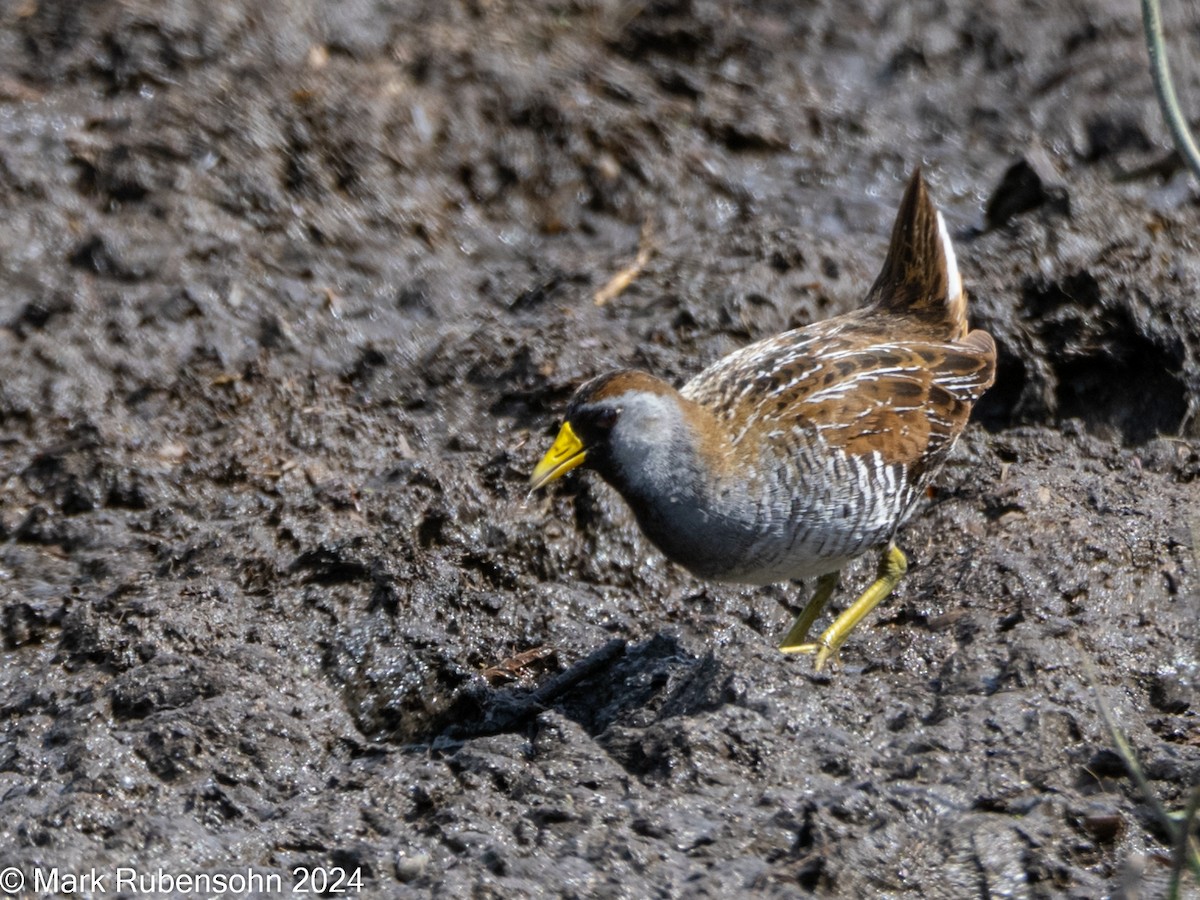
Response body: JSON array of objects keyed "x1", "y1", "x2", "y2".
[
  {"x1": 814, "y1": 348, "x2": 867, "y2": 363},
  {"x1": 937, "y1": 374, "x2": 984, "y2": 391},
  {"x1": 800, "y1": 366, "x2": 915, "y2": 403},
  {"x1": 797, "y1": 341, "x2": 910, "y2": 365},
  {"x1": 936, "y1": 210, "x2": 962, "y2": 304},
  {"x1": 730, "y1": 420, "x2": 756, "y2": 446}
]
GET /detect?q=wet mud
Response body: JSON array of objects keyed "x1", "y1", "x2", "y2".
[{"x1": 0, "y1": 1, "x2": 1197, "y2": 897}]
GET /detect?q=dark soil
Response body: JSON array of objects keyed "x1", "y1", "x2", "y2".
[{"x1": 0, "y1": 1, "x2": 1197, "y2": 897}]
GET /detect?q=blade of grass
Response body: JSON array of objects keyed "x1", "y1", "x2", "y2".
[
  {"x1": 1143, "y1": 0, "x2": 1200, "y2": 181},
  {"x1": 1168, "y1": 786, "x2": 1199, "y2": 900},
  {"x1": 1079, "y1": 653, "x2": 1200, "y2": 889}
]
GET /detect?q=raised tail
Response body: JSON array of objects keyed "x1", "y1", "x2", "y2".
[{"x1": 865, "y1": 168, "x2": 968, "y2": 339}]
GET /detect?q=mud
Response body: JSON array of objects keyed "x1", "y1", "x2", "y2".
[{"x1": 0, "y1": 1, "x2": 1197, "y2": 897}]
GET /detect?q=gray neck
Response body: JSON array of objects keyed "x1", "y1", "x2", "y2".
[{"x1": 600, "y1": 396, "x2": 756, "y2": 578}]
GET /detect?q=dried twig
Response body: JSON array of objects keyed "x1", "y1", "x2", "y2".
[{"x1": 594, "y1": 220, "x2": 656, "y2": 306}]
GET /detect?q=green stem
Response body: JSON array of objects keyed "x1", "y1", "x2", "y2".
[
  {"x1": 1168, "y1": 786, "x2": 1200, "y2": 900},
  {"x1": 1142, "y1": 0, "x2": 1200, "y2": 180}
]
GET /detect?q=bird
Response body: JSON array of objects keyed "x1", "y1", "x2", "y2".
[{"x1": 529, "y1": 169, "x2": 996, "y2": 670}]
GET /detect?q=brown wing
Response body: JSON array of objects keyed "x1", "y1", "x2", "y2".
[
  {"x1": 682, "y1": 313, "x2": 875, "y2": 417},
  {"x1": 726, "y1": 328, "x2": 996, "y2": 482},
  {"x1": 684, "y1": 169, "x2": 994, "y2": 493}
]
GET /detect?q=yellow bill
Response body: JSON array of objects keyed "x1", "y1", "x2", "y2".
[{"x1": 529, "y1": 421, "x2": 586, "y2": 490}]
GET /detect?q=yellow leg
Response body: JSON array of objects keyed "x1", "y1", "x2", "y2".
[
  {"x1": 781, "y1": 544, "x2": 908, "y2": 671},
  {"x1": 778, "y1": 571, "x2": 839, "y2": 652}
]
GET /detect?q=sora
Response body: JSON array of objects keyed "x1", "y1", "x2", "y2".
[{"x1": 530, "y1": 170, "x2": 996, "y2": 670}]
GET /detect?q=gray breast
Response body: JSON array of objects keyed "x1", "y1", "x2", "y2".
[{"x1": 707, "y1": 440, "x2": 925, "y2": 585}]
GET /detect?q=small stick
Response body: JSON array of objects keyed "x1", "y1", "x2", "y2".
[{"x1": 594, "y1": 220, "x2": 656, "y2": 306}]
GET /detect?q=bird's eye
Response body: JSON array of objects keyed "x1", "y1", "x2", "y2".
[{"x1": 594, "y1": 407, "x2": 620, "y2": 429}]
